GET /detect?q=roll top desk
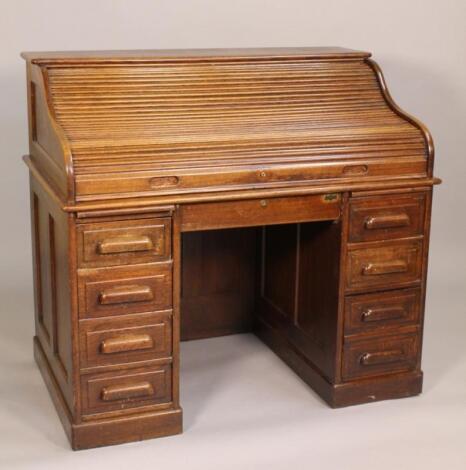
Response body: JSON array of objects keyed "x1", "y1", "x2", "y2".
[{"x1": 21, "y1": 47, "x2": 439, "y2": 449}]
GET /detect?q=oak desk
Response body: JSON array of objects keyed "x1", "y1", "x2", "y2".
[{"x1": 21, "y1": 47, "x2": 439, "y2": 450}]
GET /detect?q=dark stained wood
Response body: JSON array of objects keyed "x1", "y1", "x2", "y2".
[
  {"x1": 262, "y1": 224, "x2": 298, "y2": 318},
  {"x1": 257, "y1": 220, "x2": 342, "y2": 381},
  {"x1": 342, "y1": 332, "x2": 420, "y2": 381},
  {"x1": 346, "y1": 239, "x2": 423, "y2": 292},
  {"x1": 180, "y1": 228, "x2": 257, "y2": 340},
  {"x1": 255, "y1": 316, "x2": 423, "y2": 407},
  {"x1": 22, "y1": 48, "x2": 439, "y2": 450},
  {"x1": 344, "y1": 288, "x2": 421, "y2": 336},
  {"x1": 295, "y1": 221, "x2": 342, "y2": 378},
  {"x1": 349, "y1": 192, "x2": 426, "y2": 242}
]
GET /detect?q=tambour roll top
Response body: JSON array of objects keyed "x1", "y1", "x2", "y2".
[{"x1": 22, "y1": 48, "x2": 433, "y2": 205}]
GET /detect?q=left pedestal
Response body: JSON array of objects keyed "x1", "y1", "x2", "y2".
[{"x1": 29, "y1": 174, "x2": 182, "y2": 450}]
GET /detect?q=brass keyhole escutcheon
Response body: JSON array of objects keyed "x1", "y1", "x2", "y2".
[
  {"x1": 259, "y1": 171, "x2": 267, "y2": 178},
  {"x1": 260, "y1": 199, "x2": 268, "y2": 207}
]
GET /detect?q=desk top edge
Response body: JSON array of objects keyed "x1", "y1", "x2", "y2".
[{"x1": 21, "y1": 47, "x2": 371, "y2": 64}]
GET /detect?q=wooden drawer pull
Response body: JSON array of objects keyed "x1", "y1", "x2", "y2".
[
  {"x1": 98, "y1": 285, "x2": 154, "y2": 305},
  {"x1": 100, "y1": 334, "x2": 154, "y2": 354},
  {"x1": 364, "y1": 214, "x2": 410, "y2": 230},
  {"x1": 360, "y1": 350, "x2": 405, "y2": 366},
  {"x1": 342, "y1": 164, "x2": 368, "y2": 175},
  {"x1": 97, "y1": 236, "x2": 153, "y2": 255},
  {"x1": 100, "y1": 382, "x2": 154, "y2": 402},
  {"x1": 361, "y1": 307, "x2": 405, "y2": 323},
  {"x1": 362, "y1": 260, "x2": 408, "y2": 276}
]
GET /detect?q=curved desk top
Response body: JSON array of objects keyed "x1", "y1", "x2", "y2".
[{"x1": 22, "y1": 47, "x2": 435, "y2": 208}]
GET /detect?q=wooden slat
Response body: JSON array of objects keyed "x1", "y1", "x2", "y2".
[{"x1": 44, "y1": 58, "x2": 427, "y2": 182}]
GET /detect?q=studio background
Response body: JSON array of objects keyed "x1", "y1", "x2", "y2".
[{"x1": 0, "y1": 1, "x2": 465, "y2": 469}]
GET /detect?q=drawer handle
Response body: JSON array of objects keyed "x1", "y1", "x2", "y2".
[
  {"x1": 97, "y1": 236, "x2": 153, "y2": 255},
  {"x1": 100, "y1": 334, "x2": 154, "y2": 354},
  {"x1": 362, "y1": 260, "x2": 408, "y2": 276},
  {"x1": 365, "y1": 214, "x2": 410, "y2": 230},
  {"x1": 342, "y1": 164, "x2": 368, "y2": 175},
  {"x1": 361, "y1": 307, "x2": 406, "y2": 323},
  {"x1": 100, "y1": 382, "x2": 154, "y2": 402},
  {"x1": 98, "y1": 285, "x2": 154, "y2": 305},
  {"x1": 360, "y1": 350, "x2": 405, "y2": 366},
  {"x1": 149, "y1": 176, "x2": 179, "y2": 188}
]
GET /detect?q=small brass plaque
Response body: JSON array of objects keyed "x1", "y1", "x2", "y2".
[{"x1": 323, "y1": 193, "x2": 339, "y2": 202}]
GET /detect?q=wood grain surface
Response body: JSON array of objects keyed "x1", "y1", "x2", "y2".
[{"x1": 22, "y1": 47, "x2": 438, "y2": 450}]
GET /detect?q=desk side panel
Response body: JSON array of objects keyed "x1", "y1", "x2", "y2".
[
  {"x1": 257, "y1": 220, "x2": 342, "y2": 381},
  {"x1": 26, "y1": 63, "x2": 73, "y2": 202},
  {"x1": 29, "y1": 174, "x2": 76, "y2": 417}
]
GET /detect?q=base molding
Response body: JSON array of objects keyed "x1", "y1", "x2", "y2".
[
  {"x1": 331, "y1": 370, "x2": 423, "y2": 407},
  {"x1": 254, "y1": 318, "x2": 423, "y2": 408},
  {"x1": 71, "y1": 408, "x2": 182, "y2": 450},
  {"x1": 34, "y1": 337, "x2": 182, "y2": 450}
]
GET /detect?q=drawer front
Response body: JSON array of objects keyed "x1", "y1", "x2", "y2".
[
  {"x1": 80, "y1": 311, "x2": 172, "y2": 369},
  {"x1": 344, "y1": 288, "x2": 421, "y2": 335},
  {"x1": 342, "y1": 334, "x2": 419, "y2": 380},
  {"x1": 77, "y1": 217, "x2": 171, "y2": 268},
  {"x1": 78, "y1": 264, "x2": 172, "y2": 318},
  {"x1": 81, "y1": 365, "x2": 172, "y2": 415},
  {"x1": 346, "y1": 240, "x2": 423, "y2": 292},
  {"x1": 349, "y1": 193, "x2": 426, "y2": 242},
  {"x1": 180, "y1": 193, "x2": 341, "y2": 231}
]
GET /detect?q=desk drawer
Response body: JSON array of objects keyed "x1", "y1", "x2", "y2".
[
  {"x1": 342, "y1": 333, "x2": 419, "y2": 380},
  {"x1": 81, "y1": 365, "x2": 172, "y2": 415},
  {"x1": 349, "y1": 193, "x2": 426, "y2": 242},
  {"x1": 344, "y1": 288, "x2": 421, "y2": 335},
  {"x1": 77, "y1": 218, "x2": 171, "y2": 268},
  {"x1": 180, "y1": 193, "x2": 341, "y2": 231},
  {"x1": 78, "y1": 264, "x2": 172, "y2": 318},
  {"x1": 80, "y1": 311, "x2": 172, "y2": 369},
  {"x1": 346, "y1": 240, "x2": 423, "y2": 292}
]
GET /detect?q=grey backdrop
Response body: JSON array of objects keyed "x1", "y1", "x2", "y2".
[{"x1": 0, "y1": 1, "x2": 465, "y2": 469}]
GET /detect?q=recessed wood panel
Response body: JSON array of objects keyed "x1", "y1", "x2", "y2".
[
  {"x1": 181, "y1": 228, "x2": 257, "y2": 340},
  {"x1": 258, "y1": 220, "x2": 342, "y2": 381},
  {"x1": 262, "y1": 224, "x2": 298, "y2": 319},
  {"x1": 30, "y1": 176, "x2": 74, "y2": 413}
]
